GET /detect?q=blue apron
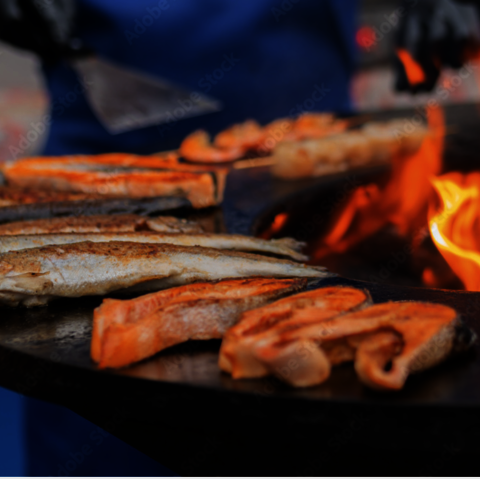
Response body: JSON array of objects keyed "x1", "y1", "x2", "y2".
[{"x1": 6, "y1": 0, "x2": 358, "y2": 475}]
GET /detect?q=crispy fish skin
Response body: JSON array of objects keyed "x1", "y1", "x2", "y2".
[
  {"x1": 0, "y1": 242, "x2": 330, "y2": 307},
  {"x1": 0, "y1": 232, "x2": 307, "y2": 261},
  {"x1": 0, "y1": 215, "x2": 202, "y2": 235},
  {"x1": 92, "y1": 277, "x2": 307, "y2": 369},
  {"x1": 218, "y1": 286, "x2": 371, "y2": 380}
]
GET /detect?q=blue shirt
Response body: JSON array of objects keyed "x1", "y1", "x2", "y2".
[{"x1": 41, "y1": 0, "x2": 358, "y2": 155}]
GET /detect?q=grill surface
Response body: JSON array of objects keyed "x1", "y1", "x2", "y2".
[{"x1": 0, "y1": 103, "x2": 480, "y2": 475}]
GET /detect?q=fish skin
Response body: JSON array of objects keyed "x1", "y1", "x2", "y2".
[
  {"x1": 0, "y1": 232, "x2": 307, "y2": 261},
  {"x1": 0, "y1": 215, "x2": 202, "y2": 235},
  {"x1": 0, "y1": 241, "x2": 330, "y2": 307},
  {"x1": 92, "y1": 277, "x2": 307, "y2": 369}
]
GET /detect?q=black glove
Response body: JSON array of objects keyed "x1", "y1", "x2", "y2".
[
  {"x1": 395, "y1": 0, "x2": 480, "y2": 93},
  {"x1": 0, "y1": 0, "x2": 78, "y2": 63}
]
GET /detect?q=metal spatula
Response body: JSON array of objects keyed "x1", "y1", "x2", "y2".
[{"x1": 70, "y1": 52, "x2": 222, "y2": 134}]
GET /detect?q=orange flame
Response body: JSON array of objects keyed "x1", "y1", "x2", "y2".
[
  {"x1": 396, "y1": 49, "x2": 426, "y2": 86},
  {"x1": 315, "y1": 105, "x2": 444, "y2": 259},
  {"x1": 428, "y1": 172, "x2": 480, "y2": 291},
  {"x1": 259, "y1": 212, "x2": 289, "y2": 239}
]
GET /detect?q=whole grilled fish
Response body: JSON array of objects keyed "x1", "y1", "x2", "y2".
[
  {"x1": 0, "y1": 233, "x2": 307, "y2": 261},
  {"x1": 0, "y1": 242, "x2": 330, "y2": 307}
]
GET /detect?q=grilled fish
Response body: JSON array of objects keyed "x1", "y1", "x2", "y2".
[
  {"x1": 92, "y1": 277, "x2": 307, "y2": 369},
  {"x1": 219, "y1": 286, "x2": 371, "y2": 380},
  {"x1": 0, "y1": 242, "x2": 330, "y2": 307},
  {"x1": 0, "y1": 233, "x2": 307, "y2": 261},
  {"x1": 0, "y1": 214, "x2": 202, "y2": 235},
  {"x1": 253, "y1": 300, "x2": 475, "y2": 389},
  {"x1": 2, "y1": 156, "x2": 228, "y2": 208}
]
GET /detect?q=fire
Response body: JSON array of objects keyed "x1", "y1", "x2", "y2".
[
  {"x1": 315, "y1": 105, "x2": 445, "y2": 260},
  {"x1": 396, "y1": 49, "x2": 426, "y2": 86},
  {"x1": 259, "y1": 212, "x2": 289, "y2": 239},
  {"x1": 428, "y1": 172, "x2": 480, "y2": 291}
]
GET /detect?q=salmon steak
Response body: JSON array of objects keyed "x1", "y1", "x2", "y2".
[
  {"x1": 0, "y1": 214, "x2": 203, "y2": 235},
  {"x1": 2, "y1": 155, "x2": 228, "y2": 209},
  {"x1": 221, "y1": 292, "x2": 476, "y2": 390},
  {"x1": 218, "y1": 286, "x2": 371, "y2": 380},
  {"x1": 0, "y1": 232, "x2": 307, "y2": 260},
  {"x1": 92, "y1": 277, "x2": 307, "y2": 369},
  {"x1": 0, "y1": 241, "x2": 330, "y2": 307}
]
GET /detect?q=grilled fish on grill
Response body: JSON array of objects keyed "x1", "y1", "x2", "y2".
[
  {"x1": 92, "y1": 277, "x2": 307, "y2": 369},
  {"x1": 0, "y1": 233, "x2": 307, "y2": 260},
  {"x1": 2, "y1": 156, "x2": 228, "y2": 208},
  {"x1": 0, "y1": 214, "x2": 203, "y2": 235},
  {"x1": 257, "y1": 301, "x2": 472, "y2": 390},
  {"x1": 221, "y1": 292, "x2": 475, "y2": 390},
  {"x1": 219, "y1": 286, "x2": 371, "y2": 380},
  {"x1": 0, "y1": 242, "x2": 330, "y2": 307}
]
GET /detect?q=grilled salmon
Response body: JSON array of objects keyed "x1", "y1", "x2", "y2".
[
  {"x1": 0, "y1": 215, "x2": 202, "y2": 235},
  {"x1": 218, "y1": 286, "x2": 371, "y2": 380},
  {"x1": 0, "y1": 232, "x2": 307, "y2": 260},
  {"x1": 2, "y1": 156, "x2": 228, "y2": 208},
  {"x1": 252, "y1": 300, "x2": 475, "y2": 389},
  {"x1": 92, "y1": 277, "x2": 307, "y2": 369},
  {"x1": 0, "y1": 242, "x2": 330, "y2": 307}
]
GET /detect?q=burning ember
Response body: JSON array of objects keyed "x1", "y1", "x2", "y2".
[{"x1": 429, "y1": 172, "x2": 480, "y2": 291}]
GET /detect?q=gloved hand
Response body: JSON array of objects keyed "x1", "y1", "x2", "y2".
[
  {"x1": 395, "y1": 0, "x2": 480, "y2": 93},
  {"x1": 0, "y1": 0, "x2": 78, "y2": 63}
]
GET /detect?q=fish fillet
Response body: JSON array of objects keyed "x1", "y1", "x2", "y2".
[
  {"x1": 218, "y1": 286, "x2": 371, "y2": 379},
  {"x1": 253, "y1": 301, "x2": 474, "y2": 389},
  {"x1": 0, "y1": 233, "x2": 307, "y2": 261},
  {"x1": 2, "y1": 156, "x2": 228, "y2": 208},
  {"x1": 0, "y1": 241, "x2": 330, "y2": 307},
  {"x1": 92, "y1": 277, "x2": 307, "y2": 368},
  {"x1": 0, "y1": 215, "x2": 202, "y2": 235}
]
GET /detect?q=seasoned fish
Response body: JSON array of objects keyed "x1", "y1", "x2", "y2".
[
  {"x1": 0, "y1": 232, "x2": 307, "y2": 261},
  {"x1": 0, "y1": 214, "x2": 202, "y2": 235},
  {"x1": 0, "y1": 242, "x2": 330, "y2": 307},
  {"x1": 0, "y1": 186, "x2": 103, "y2": 207},
  {"x1": 2, "y1": 156, "x2": 228, "y2": 208},
  {"x1": 92, "y1": 277, "x2": 307, "y2": 369},
  {"x1": 0, "y1": 196, "x2": 191, "y2": 225},
  {"x1": 253, "y1": 301, "x2": 475, "y2": 389},
  {"x1": 218, "y1": 286, "x2": 371, "y2": 380}
]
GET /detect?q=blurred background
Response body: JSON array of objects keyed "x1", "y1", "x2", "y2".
[{"x1": 1, "y1": 0, "x2": 480, "y2": 162}]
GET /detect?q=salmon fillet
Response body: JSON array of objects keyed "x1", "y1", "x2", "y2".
[
  {"x1": 0, "y1": 215, "x2": 202, "y2": 235},
  {"x1": 249, "y1": 300, "x2": 474, "y2": 389},
  {"x1": 92, "y1": 277, "x2": 307, "y2": 369},
  {"x1": 218, "y1": 286, "x2": 371, "y2": 380},
  {"x1": 2, "y1": 156, "x2": 228, "y2": 208}
]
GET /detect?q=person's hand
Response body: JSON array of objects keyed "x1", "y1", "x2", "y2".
[
  {"x1": 0, "y1": 0, "x2": 77, "y2": 63},
  {"x1": 395, "y1": 0, "x2": 480, "y2": 93}
]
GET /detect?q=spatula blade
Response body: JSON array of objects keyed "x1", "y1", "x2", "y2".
[{"x1": 72, "y1": 56, "x2": 222, "y2": 134}]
